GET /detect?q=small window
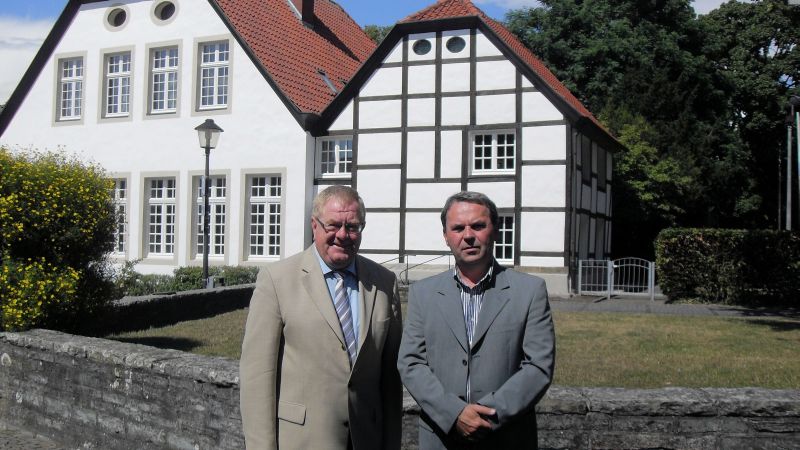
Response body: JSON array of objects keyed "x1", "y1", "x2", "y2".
[
  {"x1": 195, "y1": 176, "x2": 227, "y2": 258},
  {"x1": 107, "y1": 8, "x2": 127, "y2": 27},
  {"x1": 317, "y1": 138, "x2": 353, "y2": 177},
  {"x1": 412, "y1": 39, "x2": 432, "y2": 56},
  {"x1": 446, "y1": 36, "x2": 466, "y2": 54},
  {"x1": 494, "y1": 215, "x2": 514, "y2": 262},
  {"x1": 198, "y1": 41, "x2": 230, "y2": 109},
  {"x1": 57, "y1": 57, "x2": 83, "y2": 121},
  {"x1": 472, "y1": 132, "x2": 515, "y2": 174},
  {"x1": 111, "y1": 179, "x2": 128, "y2": 255},
  {"x1": 154, "y1": 1, "x2": 176, "y2": 21},
  {"x1": 247, "y1": 175, "x2": 282, "y2": 259}
]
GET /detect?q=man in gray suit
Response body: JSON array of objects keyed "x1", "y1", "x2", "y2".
[
  {"x1": 240, "y1": 185, "x2": 402, "y2": 449},
  {"x1": 398, "y1": 191, "x2": 555, "y2": 449}
]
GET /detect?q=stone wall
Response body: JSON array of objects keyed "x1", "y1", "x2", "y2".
[{"x1": 1, "y1": 329, "x2": 799, "y2": 449}]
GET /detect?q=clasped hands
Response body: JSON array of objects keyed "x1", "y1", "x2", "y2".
[{"x1": 454, "y1": 403, "x2": 496, "y2": 441}]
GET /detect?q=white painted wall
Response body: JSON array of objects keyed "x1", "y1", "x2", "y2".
[
  {"x1": 406, "y1": 131, "x2": 435, "y2": 179},
  {"x1": 359, "y1": 212, "x2": 400, "y2": 250},
  {"x1": 406, "y1": 183, "x2": 461, "y2": 209},
  {"x1": 360, "y1": 66, "x2": 402, "y2": 97},
  {"x1": 440, "y1": 130, "x2": 463, "y2": 178},
  {"x1": 476, "y1": 94, "x2": 515, "y2": 124},
  {"x1": 358, "y1": 169, "x2": 401, "y2": 208},
  {"x1": 475, "y1": 30, "x2": 502, "y2": 57},
  {"x1": 358, "y1": 132, "x2": 402, "y2": 165},
  {"x1": 441, "y1": 63, "x2": 470, "y2": 92},
  {"x1": 440, "y1": 96, "x2": 470, "y2": 126},
  {"x1": 0, "y1": 0, "x2": 309, "y2": 273},
  {"x1": 407, "y1": 65, "x2": 436, "y2": 94},
  {"x1": 441, "y1": 30, "x2": 470, "y2": 60},
  {"x1": 358, "y1": 99, "x2": 401, "y2": 129},
  {"x1": 520, "y1": 212, "x2": 565, "y2": 253},
  {"x1": 522, "y1": 92, "x2": 563, "y2": 122},
  {"x1": 476, "y1": 60, "x2": 516, "y2": 91},
  {"x1": 467, "y1": 181, "x2": 515, "y2": 208},
  {"x1": 521, "y1": 166, "x2": 566, "y2": 208},
  {"x1": 407, "y1": 98, "x2": 436, "y2": 127},
  {"x1": 405, "y1": 212, "x2": 448, "y2": 251},
  {"x1": 522, "y1": 125, "x2": 566, "y2": 160}
]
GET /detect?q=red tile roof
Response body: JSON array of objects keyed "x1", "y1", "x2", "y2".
[
  {"x1": 216, "y1": 0, "x2": 376, "y2": 115},
  {"x1": 402, "y1": 0, "x2": 602, "y2": 128}
]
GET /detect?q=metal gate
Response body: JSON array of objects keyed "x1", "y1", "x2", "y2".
[{"x1": 578, "y1": 258, "x2": 655, "y2": 301}]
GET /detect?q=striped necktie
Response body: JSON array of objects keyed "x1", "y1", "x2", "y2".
[{"x1": 333, "y1": 271, "x2": 357, "y2": 365}]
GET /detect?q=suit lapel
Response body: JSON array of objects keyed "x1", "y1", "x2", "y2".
[
  {"x1": 355, "y1": 256, "x2": 376, "y2": 356},
  {"x1": 300, "y1": 247, "x2": 346, "y2": 346},
  {"x1": 434, "y1": 275, "x2": 469, "y2": 353},
  {"x1": 471, "y1": 266, "x2": 511, "y2": 346}
]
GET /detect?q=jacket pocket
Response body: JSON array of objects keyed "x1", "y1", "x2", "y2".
[{"x1": 277, "y1": 400, "x2": 306, "y2": 425}]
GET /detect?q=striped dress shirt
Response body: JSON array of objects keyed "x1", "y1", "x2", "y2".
[{"x1": 453, "y1": 264, "x2": 494, "y2": 402}]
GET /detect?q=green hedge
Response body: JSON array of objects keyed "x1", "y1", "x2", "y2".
[
  {"x1": 655, "y1": 228, "x2": 800, "y2": 305},
  {"x1": 115, "y1": 262, "x2": 260, "y2": 297}
]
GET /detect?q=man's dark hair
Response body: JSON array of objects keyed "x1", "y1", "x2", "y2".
[{"x1": 440, "y1": 191, "x2": 499, "y2": 230}]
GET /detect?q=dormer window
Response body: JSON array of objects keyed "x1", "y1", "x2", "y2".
[{"x1": 318, "y1": 70, "x2": 338, "y2": 94}]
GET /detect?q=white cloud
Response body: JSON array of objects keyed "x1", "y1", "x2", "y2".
[{"x1": 0, "y1": 16, "x2": 54, "y2": 104}]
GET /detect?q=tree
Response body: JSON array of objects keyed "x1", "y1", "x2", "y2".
[
  {"x1": 364, "y1": 24, "x2": 393, "y2": 44},
  {"x1": 700, "y1": 0, "x2": 800, "y2": 228},
  {"x1": 0, "y1": 148, "x2": 116, "y2": 332},
  {"x1": 505, "y1": 0, "x2": 772, "y2": 257}
]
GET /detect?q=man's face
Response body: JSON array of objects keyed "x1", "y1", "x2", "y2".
[
  {"x1": 311, "y1": 197, "x2": 363, "y2": 269},
  {"x1": 443, "y1": 201, "x2": 495, "y2": 271}
]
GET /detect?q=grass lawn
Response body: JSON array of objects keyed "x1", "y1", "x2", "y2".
[{"x1": 107, "y1": 309, "x2": 800, "y2": 389}]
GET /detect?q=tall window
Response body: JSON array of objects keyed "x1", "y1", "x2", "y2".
[
  {"x1": 147, "y1": 178, "x2": 176, "y2": 255},
  {"x1": 150, "y1": 47, "x2": 179, "y2": 113},
  {"x1": 198, "y1": 42, "x2": 229, "y2": 109},
  {"x1": 195, "y1": 176, "x2": 226, "y2": 257},
  {"x1": 472, "y1": 132, "x2": 515, "y2": 173},
  {"x1": 247, "y1": 175, "x2": 282, "y2": 258},
  {"x1": 105, "y1": 52, "x2": 131, "y2": 117},
  {"x1": 494, "y1": 215, "x2": 514, "y2": 262},
  {"x1": 58, "y1": 57, "x2": 83, "y2": 120},
  {"x1": 318, "y1": 138, "x2": 352, "y2": 177},
  {"x1": 112, "y1": 179, "x2": 127, "y2": 254}
]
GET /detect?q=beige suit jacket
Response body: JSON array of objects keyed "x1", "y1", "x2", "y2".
[{"x1": 240, "y1": 246, "x2": 403, "y2": 450}]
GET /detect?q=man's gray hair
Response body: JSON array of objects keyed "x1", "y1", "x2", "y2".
[
  {"x1": 312, "y1": 185, "x2": 366, "y2": 222},
  {"x1": 440, "y1": 191, "x2": 499, "y2": 230}
]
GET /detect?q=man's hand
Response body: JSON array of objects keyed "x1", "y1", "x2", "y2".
[{"x1": 454, "y1": 404, "x2": 496, "y2": 440}]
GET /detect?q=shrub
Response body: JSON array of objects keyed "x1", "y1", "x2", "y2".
[
  {"x1": 0, "y1": 148, "x2": 116, "y2": 332},
  {"x1": 113, "y1": 263, "x2": 260, "y2": 297},
  {"x1": 655, "y1": 228, "x2": 800, "y2": 306}
]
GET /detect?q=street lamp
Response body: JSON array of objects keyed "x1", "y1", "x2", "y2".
[{"x1": 195, "y1": 119, "x2": 224, "y2": 288}]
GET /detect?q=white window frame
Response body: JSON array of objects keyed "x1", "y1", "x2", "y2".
[
  {"x1": 198, "y1": 41, "x2": 229, "y2": 110},
  {"x1": 470, "y1": 131, "x2": 516, "y2": 174},
  {"x1": 104, "y1": 52, "x2": 132, "y2": 117},
  {"x1": 317, "y1": 137, "x2": 353, "y2": 178},
  {"x1": 57, "y1": 57, "x2": 83, "y2": 120},
  {"x1": 112, "y1": 179, "x2": 128, "y2": 255},
  {"x1": 194, "y1": 175, "x2": 227, "y2": 258},
  {"x1": 246, "y1": 175, "x2": 282, "y2": 259},
  {"x1": 146, "y1": 178, "x2": 177, "y2": 256},
  {"x1": 494, "y1": 214, "x2": 514, "y2": 263},
  {"x1": 150, "y1": 46, "x2": 179, "y2": 114}
]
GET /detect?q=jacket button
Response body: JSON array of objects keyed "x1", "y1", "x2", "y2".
[
  {"x1": 462, "y1": 359, "x2": 467, "y2": 366},
  {"x1": 343, "y1": 420, "x2": 349, "y2": 428},
  {"x1": 342, "y1": 344, "x2": 346, "y2": 351}
]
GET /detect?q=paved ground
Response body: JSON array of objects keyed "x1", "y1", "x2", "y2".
[
  {"x1": 3, "y1": 295, "x2": 797, "y2": 449},
  {"x1": 0, "y1": 423, "x2": 65, "y2": 450}
]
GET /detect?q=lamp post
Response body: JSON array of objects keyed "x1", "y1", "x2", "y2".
[{"x1": 195, "y1": 119, "x2": 224, "y2": 289}]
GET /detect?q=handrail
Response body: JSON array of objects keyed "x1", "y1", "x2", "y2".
[
  {"x1": 398, "y1": 254, "x2": 450, "y2": 285},
  {"x1": 378, "y1": 255, "x2": 403, "y2": 265}
]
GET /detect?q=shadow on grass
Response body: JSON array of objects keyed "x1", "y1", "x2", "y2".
[
  {"x1": 739, "y1": 318, "x2": 800, "y2": 332},
  {"x1": 110, "y1": 337, "x2": 204, "y2": 352}
]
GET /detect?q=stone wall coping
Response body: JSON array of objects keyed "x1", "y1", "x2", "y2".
[
  {"x1": 111, "y1": 284, "x2": 255, "y2": 307},
  {"x1": 0, "y1": 329, "x2": 239, "y2": 387}
]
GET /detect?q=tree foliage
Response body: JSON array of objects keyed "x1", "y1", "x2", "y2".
[
  {"x1": 364, "y1": 24, "x2": 393, "y2": 44},
  {"x1": 0, "y1": 148, "x2": 116, "y2": 332},
  {"x1": 506, "y1": 0, "x2": 799, "y2": 257}
]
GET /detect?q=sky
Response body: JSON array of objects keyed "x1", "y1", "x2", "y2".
[{"x1": 0, "y1": 0, "x2": 729, "y2": 104}]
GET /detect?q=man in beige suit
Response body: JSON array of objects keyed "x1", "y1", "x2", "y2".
[{"x1": 240, "y1": 185, "x2": 403, "y2": 450}]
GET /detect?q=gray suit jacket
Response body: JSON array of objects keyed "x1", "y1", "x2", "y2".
[
  {"x1": 398, "y1": 264, "x2": 555, "y2": 449},
  {"x1": 240, "y1": 246, "x2": 403, "y2": 449}
]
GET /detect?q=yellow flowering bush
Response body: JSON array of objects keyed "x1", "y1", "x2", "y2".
[{"x1": 0, "y1": 148, "x2": 116, "y2": 332}]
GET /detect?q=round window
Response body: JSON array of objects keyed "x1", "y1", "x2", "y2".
[
  {"x1": 107, "y1": 8, "x2": 127, "y2": 27},
  {"x1": 155, "y1": 2, "x2": 176, "y2": 21},
  {"x1": 446, "y1": 36, "x2": 466, "y2": 54},
  {"x1": 412, "y1": 39, "x2": 432, "y2": 56}
]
